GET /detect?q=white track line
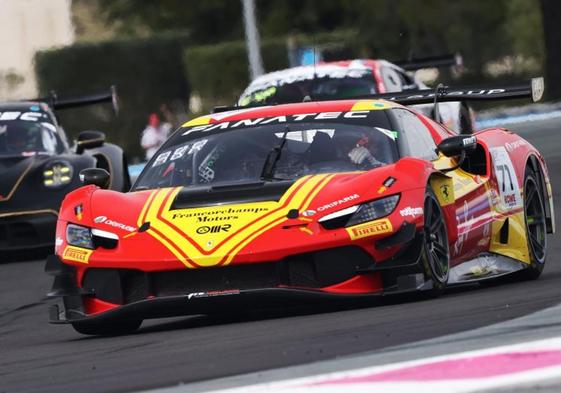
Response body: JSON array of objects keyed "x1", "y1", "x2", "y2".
[{"x1": 203, "y1": 336, "x2": 561, "y2": 393}]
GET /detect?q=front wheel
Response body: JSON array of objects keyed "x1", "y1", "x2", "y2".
[
  {"x1": 421, "y1": 188, "x2": 450, "y2": 295},
  {"x1": 519, "y1": 168, "x2": 548, "y2": 280}
]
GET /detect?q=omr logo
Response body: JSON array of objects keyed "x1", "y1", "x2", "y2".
[
  {"x1": 94, "y1": 216, "x2": 107, "y2": 223},
  {"x1": 196, "y1": 224, "x2": 231, "y2": 234}
]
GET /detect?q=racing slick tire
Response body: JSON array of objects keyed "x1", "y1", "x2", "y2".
[
  {"x1": 421, "y1": 188, "x2": 450, "y2": 296},
  {"x1": 71, "y1": 318, "x2": 142, "y2": 336},
  {"x1": 519, "y1": 167, "x2": 548, "y2": 280}
]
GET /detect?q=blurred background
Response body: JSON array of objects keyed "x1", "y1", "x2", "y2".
[{"x1": 0, "y1": 0, "x2": 559, "y2": 161}]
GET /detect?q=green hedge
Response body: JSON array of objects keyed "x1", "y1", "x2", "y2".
[
  {"x1": 184, "y1": 38, "x2": 287, "y2": 108},
  {"x1": 35, "y1": 33, "x2": 191, "y2": 159},
  {"x1": 184, "y1": 30, "x2": 359, "y2": 110}
]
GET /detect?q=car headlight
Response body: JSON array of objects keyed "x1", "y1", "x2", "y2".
[
  {"x1": 66, "y1": 224, "x2": 93, "y2": 249},
  {"x1": 346, "y1": 195, "x2": 400, "y2": 227},
  {"x1": 44, "y1": 161, "x2": 73, "y2": 188},
  {"x1": 319, "y1": 195, "x2": 400, "y2": 229}
]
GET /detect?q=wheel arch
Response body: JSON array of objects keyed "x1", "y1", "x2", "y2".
[
  {"x1": 427, "y1": 171, "x2": 458, "y2": 246},
  {"x1": 526, "y1": 154, "x2": 554, "y2": 233}
]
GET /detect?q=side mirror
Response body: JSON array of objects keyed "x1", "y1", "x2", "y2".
[
  {"x1": 76, "y1": 130, "x2": 105, "y2": 154},
  {"x1": 79, "y1": 168, "x2": 110, "y2": 189},
  {"x1": 437, "y1": 135, "x2": 477, "y2": 157}
]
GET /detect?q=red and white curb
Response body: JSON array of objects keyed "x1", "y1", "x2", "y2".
[{"x1": 209, "y1": 337, "x2": 561, "y2": 392}]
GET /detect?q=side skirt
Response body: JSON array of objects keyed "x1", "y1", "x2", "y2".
[{"x1": 448, "y1": 252, "x2": 527, "y2": 284}]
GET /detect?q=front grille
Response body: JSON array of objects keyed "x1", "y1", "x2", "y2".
[
  {"x1": 151, "y1": 262, "x2": 280, "y2": 297},
  {"x1": 82, "y1": 246, "x2": 375, "y2": 305},
  {"x1": 82, "y1": 269, "x2": 148, "y2": 305}
]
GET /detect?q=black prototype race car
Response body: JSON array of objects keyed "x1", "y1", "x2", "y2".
[{"x1": 0, "y1": 88, "x2": 130, "y2": 254}]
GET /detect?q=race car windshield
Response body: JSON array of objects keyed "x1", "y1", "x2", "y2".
[
  {"x1": 134, "y1": 119, "x2": 399, "y2": 191},
  {"x1": 0, "y1": 120, "x2": 60, "y2": 157},
  {"x1": 238, "y1": 75, "x2": 377, "y2": 106}
]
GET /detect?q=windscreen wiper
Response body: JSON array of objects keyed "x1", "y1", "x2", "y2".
[{"x1": 260, "y1": 126, "x2": 290, "y2": 181}]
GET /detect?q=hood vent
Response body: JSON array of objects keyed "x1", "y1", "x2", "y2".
[{"x1": 170, "y1": 180, "x2": 295, "y2": 210}]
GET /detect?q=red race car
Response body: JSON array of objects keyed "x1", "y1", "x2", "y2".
[{"x1": 46, "y1": 78, "x2": 553, "y2": 335}]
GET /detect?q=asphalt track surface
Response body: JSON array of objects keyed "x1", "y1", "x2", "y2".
[{"x1": 2, "y1": 118, "x2": 561, "y2": 393}]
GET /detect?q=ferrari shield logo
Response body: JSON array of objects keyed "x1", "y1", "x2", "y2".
[{"x1": 74, "y1": 204, "x2": 83, "y2": 221}]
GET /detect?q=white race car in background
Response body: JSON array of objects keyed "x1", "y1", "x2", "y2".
[{"x1": 238, "y1": 55, "x2": 475, "y2": 134}]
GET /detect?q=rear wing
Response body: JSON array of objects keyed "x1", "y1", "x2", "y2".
[
  {"x1": 393, "y1": 53, "x2": 462, "y2": 71},
  {"x1": 213, "y1": 78, "x2": 544, "y2": 113},
  {"x1": 354, "y1": 77, "x2": 544, "y2": 105},
  {"x1": 28, "y1": 86, "x2": 119, "y2": 114}
]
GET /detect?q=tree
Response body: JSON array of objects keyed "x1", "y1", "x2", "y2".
[
  {"x1": 539, "y1": 0, "x2": 561, "y2": 99},
  {"x1": 75, "y1": 0, "x2": 545, "y2": 85},
  {"x1": 96, "y1": 0, "x2": 244, "y2": 42}
]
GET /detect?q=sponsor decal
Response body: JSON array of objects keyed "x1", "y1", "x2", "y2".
[
  {"x1": 172, "y1": 206, "x2": 270, "y2": 223},
  {"x1": 55, "y1": 236, "x2": 63, "y2": 252},
  {"x1": 386, "y1": 89, "x2": 511, "y2": 103},
  {"x1": 453, "y1": 192, "x2": 491, "y2": 257},
  {"x1": 317, "y1": 194, "x2": 360, "y2": 212},
  {"x1": 62, "y1": 246, "x2": 92, "y2": 264},
  {"x1": 454, "y1": 176, "x2": 473, "y2": 192},
  {"x1": 243, "y1": 64, "x2": 371, "y2": 96},
  {"x1": 240, "y1": 86, "x2": 277, "y2": 105},
  {"x1": 196, "y1": 224, "x2": 231, "y2": 234},
  {"x1": 346, "y1": 218, "x2": 393, "y2": 240},
  {"x1": 152, "y1": 139, "x2": 208, "y2": 168},
  {"x1": 182, "y1": 111, "x2": 371, "y2": 136},
  {"x1": 490, "y1": 188, "x2": 500, "y2": 205},
  {"x1": 454, "y1": 200, "x2": 471, "y2": 256},
  {"x1": 94, "y1": 215, "x2": 137, "y2": 232},
  {"x1": 462, "y1": 136, "x2": 477, "y2": 146},
  {"x1": 302, "y1": 209, "x2": 316, "y2": 217},
  {"x1": 74, "y1": 204, "x2": 83, "y2": 221},
  {"x1": 377, "y1": 176, "x2": 396, "y2": 194},
  {"x1": 469, "y1": 257, "x2": 497, "y2": 277},
  {"x1": 505, "y1": 140, "x2": 527, "y2": 152},
  {"x1": 477, "y1": 237, "x2": 490, "y2": 247},
  {"x1": 187, "y1": 289, "x2": 241, "y2": 300},
  {"x1": 399, "y1": 207, "x2": 423, "y2": 217},
  {"x1": 375, "y1": 127, "x2": 399, "y2": 140},
  {"x1": 490, "y1": 147, "x2": 523, "y2": 210},
  {"x1": 0, "y1": 111, "x2": 48, "y2": 122},
  {"x1": 532, "y1": 77, "x2": 545, "y2": 102}
]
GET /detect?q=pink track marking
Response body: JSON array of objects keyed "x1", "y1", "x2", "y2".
[{"x1": 313, "y1": 350, "x2": 561, "y2": 384}]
